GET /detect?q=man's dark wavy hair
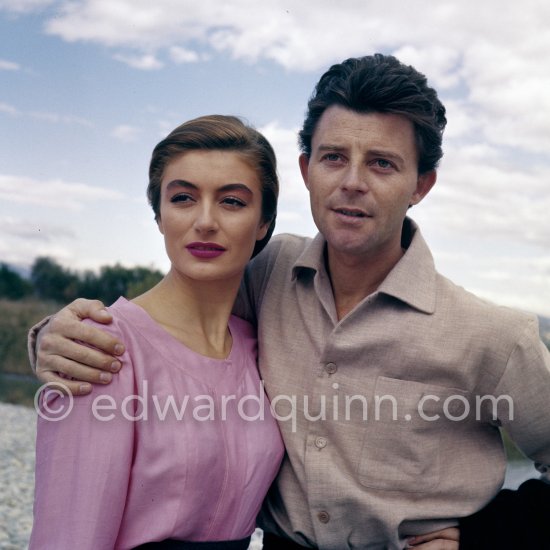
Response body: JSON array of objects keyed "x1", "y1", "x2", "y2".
[{"x1": 299, "y1": 53, "x2": 447, "y2": 174}]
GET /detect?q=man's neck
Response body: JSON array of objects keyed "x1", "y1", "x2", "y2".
[{"x1": 326, "y1": 241, "x2": 405, "y2": 320}]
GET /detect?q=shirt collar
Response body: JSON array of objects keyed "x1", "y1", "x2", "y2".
[{"x1": 291, "y1": 217, "x2": 437, "y2": 314}]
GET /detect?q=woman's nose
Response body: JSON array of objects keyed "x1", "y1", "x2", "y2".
[{"x1": 193, "y1": 203, "x2": 219, "y2": 233}]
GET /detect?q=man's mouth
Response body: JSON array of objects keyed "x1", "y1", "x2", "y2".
[{"x1": 334, "y1": 208, "x2": 369, "y2": 218}]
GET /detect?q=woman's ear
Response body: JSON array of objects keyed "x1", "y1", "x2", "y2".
[
  {"x1": 156, "y1": 215, "x2": 164, "y2": 235},
  {"x1": 256, "y1": 219, "x2": 270, "y2": 242}
]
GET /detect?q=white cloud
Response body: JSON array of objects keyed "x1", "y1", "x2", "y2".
[
  {"x1": 38, "y1": 0, "x2": 550, "y2": 155},
  {"x1": 0, "y1": 215, "x2": 77, "y2": 268},
  {"x1": 0, "y1": 58, "x2": 20, "y2": 70},
  {"x1": 0, "y1": 174, "x2": 124, "y2": 210},
  {"x1": 0, "y1": 215, "x2": 75, "y2": 241},
  {"x1": 29, "y1": 110, "x2": 93, "y2": 126},
  {"x1": 0, "y1": 101, "x2": 19, "y2": 116},
  {"x1": 113, "y1": 52, "x2": 163, "y2": 70},
  {"x1": 258, "y1": 121, "x2": 318, "y2": 237},
  {"x1": 111, "y1": 124, "x2": 141, "y2": 142},
  {"x1": 416, "y1": 143, "x2": 550, "y2": 251},
  {"x1": 0, "y1": 100, "x2": 93, "y2": 126},
  {"x1": 0, "y1": 0, "x2": 53, "y2": 13},
  {"x1": 169, "y1": 46, "x2": 201, "y2": 64}
]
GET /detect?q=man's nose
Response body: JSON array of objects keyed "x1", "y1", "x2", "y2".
[{"x1": 339, "y1": 164, "x2": 369, "y2": 193}]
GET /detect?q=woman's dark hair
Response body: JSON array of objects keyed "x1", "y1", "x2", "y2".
[
  {"x1": 299, "y1": 54, "x2": 447, "y2": 174},
  {"x1": 148, "y1": 115, "x2": 278, "y2": 258}
]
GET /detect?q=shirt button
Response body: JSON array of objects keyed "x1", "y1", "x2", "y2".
[
  {"x1": 325, "y1": 362, "x2": 337, "y2": 374},
  {"x1": 317, "y1": 511, "x2": 330, "y2": 523},
  {"x1": 315, "y1": 436, "x2": 327, "y2": 449}
]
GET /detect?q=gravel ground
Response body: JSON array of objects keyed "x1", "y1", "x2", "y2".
[
  {"x1": 0, "y1": 403, "x2": 36, "y2": 550},
  {"x1": 0, "y1": 401, "x2": 537, "y2": 550},
  {"x1": 0, "y1": 402, "x2": 262, "y2": 550}
]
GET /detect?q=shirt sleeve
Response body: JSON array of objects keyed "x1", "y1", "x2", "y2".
[
  {"x1": 233, "y1": 236, "x2": 284, "y2": 323},
  {"x1": 492, "y1": 316, "x2": 550, "y2": 481},
  {"x1": 27, "y1": 315, "x2": 52, "y2": 373},
  {"x1": 29, "y1": 323, "x2": 135, "y2": 550}
]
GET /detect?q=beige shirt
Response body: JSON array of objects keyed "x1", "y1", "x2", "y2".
[{"x1": 234, "y1": 218, "x2": 550, "y2": 549}]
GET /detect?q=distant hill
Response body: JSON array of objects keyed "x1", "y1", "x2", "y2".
[{"x1": 538, "y1": 315, "x2": 550, "y2": 348}]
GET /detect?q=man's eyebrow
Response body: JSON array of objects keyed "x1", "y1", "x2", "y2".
[
  {"x1": 317, "y1": 144, "x2": 347, "y2": 152},
  {"x1": 368, "y1": 149, "x2": 405, "y2": 164}
]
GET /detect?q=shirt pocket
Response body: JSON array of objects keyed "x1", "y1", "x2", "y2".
[{"x1": 356, "y1": 376, "x2": 469, "y2": 493}]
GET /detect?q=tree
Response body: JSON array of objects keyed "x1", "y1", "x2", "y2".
[
  {"x1": 30, "y1": 257, "x2": 79, "y2": 302},
  {"x1": 0, "y1": 263, "x2": 32, "y2": 299}
]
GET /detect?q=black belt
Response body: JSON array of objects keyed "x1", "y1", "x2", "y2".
[
  {"x1": 133, "y1": 537, "x2": 251, "y2": 549},
  {"x1": 262, "y1": 533, "x2": 312, "y2": 549}
]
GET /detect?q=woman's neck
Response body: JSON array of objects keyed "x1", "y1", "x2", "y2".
[{"x1": 131, "y1": 269, "x2": 242, "y2": 359}]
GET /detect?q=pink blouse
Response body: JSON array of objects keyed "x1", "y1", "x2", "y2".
[{"x1": 30, "y1": 297, "x2": 284, "y2": 549}]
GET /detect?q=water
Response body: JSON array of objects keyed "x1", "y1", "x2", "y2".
[{"x1": 504, "y1": 459, "x2": 539, "y2": 489}]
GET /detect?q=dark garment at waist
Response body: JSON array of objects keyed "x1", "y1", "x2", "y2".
[
  {"x1": 262, "y1": 533, "x2": 312, "y2": 549},
  {"x1": 133, "y1": 537, "x2": 251, "y2": 550}
]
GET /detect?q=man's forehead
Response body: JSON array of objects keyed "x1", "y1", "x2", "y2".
[{"x1": 311, "y1": 106, "x2": 416, "y2": 152}]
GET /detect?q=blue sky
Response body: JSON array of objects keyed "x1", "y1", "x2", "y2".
[{"x1": 1, "y1": 0, "x2": 549, "y2": 316}]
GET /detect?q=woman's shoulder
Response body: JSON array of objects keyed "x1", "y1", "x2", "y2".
[
  {"x1": 82, "y1": 296, "x2": 140, "y2": 339},
  {"x1": 229, "y1": 314, "x2": 257, "y2": 340}
]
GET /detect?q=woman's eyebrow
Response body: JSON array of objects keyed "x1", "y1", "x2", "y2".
[
  {"x1": 165, "y1": 179, "x2": 197, "y2": 191},
  {"x1": 217, "y1": 183, "x2": 253, "y2": 195}
]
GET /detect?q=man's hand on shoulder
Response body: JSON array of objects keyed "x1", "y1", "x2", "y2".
[
  {"x1": 35, "y1": 298, "x2": 125, "y2": 396},
  {"x1": 406, "y1": 527, "x2": 459, "y2": 549}
]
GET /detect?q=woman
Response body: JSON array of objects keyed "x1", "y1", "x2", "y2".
[{"x1": 29, "y1": 115, "x2": 284, "y2": 549}]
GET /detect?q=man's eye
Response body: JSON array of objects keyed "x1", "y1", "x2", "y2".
[
  {"x1": 323, "y1": 153, "x2": 341, "y2": 162},
  {"x1": 374, "y1": 159, "x2": 393, "y2": 169}
]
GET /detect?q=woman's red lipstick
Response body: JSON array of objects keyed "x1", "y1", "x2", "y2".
[{"x1": 186, "y1": 242, "x2": 226, "y2": 259}]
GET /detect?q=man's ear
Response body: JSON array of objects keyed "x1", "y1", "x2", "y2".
[
  {"x1": 299, "y1": 153, "x2": 311, "y2": 190},
  {"x1": 410, "y1": 170, "x2": 437, "y2": 206}
]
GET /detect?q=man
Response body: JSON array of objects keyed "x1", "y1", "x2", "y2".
[{"x1": 30, "y1": 54, "x2": 550, "y2": 549}]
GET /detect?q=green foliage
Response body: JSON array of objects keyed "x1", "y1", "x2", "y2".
[
  {"x1": 0, "y1": 263, "x2": 33, "y2": 299},
  {"x1": 0, "y1": 258, "x2": 163, "y2": 384},
  {"x1": 0, "y1": 373, "x2": 42, "y2": 408},
  {"x1": 31, "y1": 257, "x2": 79, "y2": 302},
  {"x1": 0, "y1": 298, "x2": 60, "y2": 376},
  {"x1": 26, "y1": 257, "x2": 164, "y2": 305}
]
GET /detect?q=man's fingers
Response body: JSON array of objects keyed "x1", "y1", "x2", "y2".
[
  {"x1": 407, "y1": 527, "x2": 460, "y2": 549},
  {"x1": 36, "y1": 369, "x2": 93, "y2": 396},
  {"x1": 66, "y1": 298, "x2": 111, "y2": 324},
  {"x1": 37, "y1": 351, "x2": 118, "y2": 384},
  {"x1": 47, "y1": 313, "x2": 124, "y2": 357},
  {"x1": 408, "y1": 528, "x2": 459, "y2": 545},
  {"x1": 409, "y1": 541, "x2": 458, "y2": 550}
]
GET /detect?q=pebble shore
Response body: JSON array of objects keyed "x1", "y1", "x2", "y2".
[
  {"x1": 0, "y1": 402, "x2": 263, "y2": 550},
  {"x1": 0, "y1": 401, "x2": 536, "y2": 550},
  {"x1": 0, "y1": 403, "x2": 36, "y2": 550}
]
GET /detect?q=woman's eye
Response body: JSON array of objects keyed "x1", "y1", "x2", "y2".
[
  {"x1": 171, "y1": 194, "x2": 193, "y2": 203},
  {"x1": 222, "y1": 197, "x2": 246, "y2": 207}
]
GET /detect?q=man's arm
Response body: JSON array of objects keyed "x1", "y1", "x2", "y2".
[
  {"x1": 28, "y1": 298, "x2": 125, "y2": 395},
  {"x1": 492, "y1": 317, "x2": 550, "y2": 478}
]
